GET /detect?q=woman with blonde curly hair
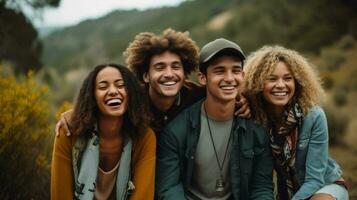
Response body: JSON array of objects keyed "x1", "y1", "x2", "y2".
[{"x1": 244, "y1": 46, "x2": 348, "y2": 200}]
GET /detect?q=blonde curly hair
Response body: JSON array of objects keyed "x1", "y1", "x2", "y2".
[
  {"x1": 244, "y1": 45, "x2": 325, "y2": 125},
  {"x1": 124, "y1": 28, "x2": 199, "y2": 83}
]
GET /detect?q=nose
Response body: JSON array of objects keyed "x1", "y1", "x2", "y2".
[
  {"x1": 224, "y1": 71, "x2": 234, "y2": 82},
  {"x1": 108, "y1": 85, "x2": 118, "y2": 96},
  {"x1": 275, "y1": 78, "x2": 285, "y2": 88},
  {"x1": 163, "y1": 66, "x2": 174, "y2": 78}
]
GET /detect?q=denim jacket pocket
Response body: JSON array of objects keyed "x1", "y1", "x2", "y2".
[
  {"x1": 296, "y1": 139, "x2": 309, "y2": 177},
  {"x1": 297, "y1": 138, "x2": 309, "y2": 150}
]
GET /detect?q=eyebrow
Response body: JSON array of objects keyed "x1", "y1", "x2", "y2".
[
  {"x1": 233, "y1": 65, "x2": 243, "y2": 69},
  {"x1": 153, "y1": 60, "x2": 182, "y2": 66},
  {"x1": 212, "y1": 66, "x2": 225, "y2": 70},
  {"x1": 268, "y1": 73, "x2": 293, "y2": 77},
  {"x1": 97, "y1": 79, "x2": 124, "y2": 84},
  {"x1": 212, "y1": 64, "x2": 242, "y2": 70}
]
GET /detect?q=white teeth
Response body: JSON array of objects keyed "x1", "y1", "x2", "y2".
[
  {"x1": 106, "y1": 99, "x2": 122, "y2": 105},
  {"x1": 220, "y1": 85, "x2": 236, "y2": 90},
  {"x1": 272, "y1": 92, "x2": 287, "y2": 96},
  {"x1": 162, "y1": 81, "x2": 176, "y2": 86}
]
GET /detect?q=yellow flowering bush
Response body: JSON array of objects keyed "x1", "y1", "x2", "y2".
[
  {"x1": 0, "y1": 71, "x2": 52, "y2": 199},
  {"x1": 56, "y1": 101, "x2": 73, "y2": 120}
]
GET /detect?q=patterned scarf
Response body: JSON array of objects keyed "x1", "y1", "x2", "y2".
[
  {"x1": 72, "y1": 127, "x2": 133, "y2": 200},
  {"x1": 268, "y1": 103, "x2": 303, "y2": 200}
]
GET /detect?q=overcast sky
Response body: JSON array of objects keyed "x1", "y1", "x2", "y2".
[{"x1": 31, "y1": 0, "x2": 185, "y2": 27}]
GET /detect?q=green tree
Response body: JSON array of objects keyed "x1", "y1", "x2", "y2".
[{"x1": 0, "y1": 0, "x2": 60, "y2": 74}]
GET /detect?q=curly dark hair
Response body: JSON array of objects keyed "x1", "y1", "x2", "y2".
[
  {"x1": 124, "y1": 28, "x2": 199, "y2": 83},
  {"x1": 70, "y1": 63, "x2": 150, "y2": 140}
]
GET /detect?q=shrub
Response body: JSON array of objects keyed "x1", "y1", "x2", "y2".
[
  {"x1": 333, "y1": 87, "x2": 348, "y2": 107},
  {"x1": 320, "y1": 71, "x2": 335, "y2": 90},
  {"x1": 320, "y1": 47, "x2": 345, "y2": 71},
  {"x1": 56, "y1": 101, "x2": 73, "y2": 120},
  {"x1": 337, "y1": 35, "x2": 355, "y2": 50},
  {"x1": 0, "y1": 70, "x2": 52, "y2": 199},
  {"x1": 323, "y1": 104, "x2": 349, "y2": 145}
]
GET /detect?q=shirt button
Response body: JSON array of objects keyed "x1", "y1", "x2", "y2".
[
  {"x1": 190, "y1": 156, "x2": 194, "y2": 159},
  {"x1": 164, "y1": 115, "x2": 168, "y2": 121}
]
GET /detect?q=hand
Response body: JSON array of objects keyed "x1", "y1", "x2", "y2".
[
  {"x1": 55, "y1": 110, "x2": 72, "y2": 137},
  {"x1": 234, "y1": 94, "x2": 251, "y2": 119}
]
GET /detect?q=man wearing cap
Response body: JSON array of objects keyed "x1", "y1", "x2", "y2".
[{"x1": 156, "y1": 38, "x2": 273, "y2": 200}]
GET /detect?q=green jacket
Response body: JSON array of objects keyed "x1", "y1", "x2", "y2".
[{"x1": 156, "y1": 100, "x2": 274, "y2": 200}]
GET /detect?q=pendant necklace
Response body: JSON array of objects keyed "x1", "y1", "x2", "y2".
[{"x1": 204, "y1": 102, "x2": 233, "y2": 192}]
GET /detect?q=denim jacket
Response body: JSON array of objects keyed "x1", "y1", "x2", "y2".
[
  {"x1": 293, "y1": 106, "x2": 343, "y2": 200},
  {"x1": 155, "y1": 100, "x2": 273, "y2": 200}
]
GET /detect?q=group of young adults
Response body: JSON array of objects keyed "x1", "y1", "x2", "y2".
[{"x1": 51, "y1": 28, "x2": 349, "y2": 200}]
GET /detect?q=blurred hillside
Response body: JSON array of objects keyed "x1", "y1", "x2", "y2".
[
  {"x1": 42, "y1": 0, "x2": 233, "y2": 71},
  {"x1": 42, "y1": 0, "x2": 357, "y2": 72}
]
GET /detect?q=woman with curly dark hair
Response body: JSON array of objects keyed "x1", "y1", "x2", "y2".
[
  {"x1": 51, "y1": 64, "x2": 156, "y2": 200},
  {"x1": 244, "y1": 46, "x2": 348, "y2": 200}
]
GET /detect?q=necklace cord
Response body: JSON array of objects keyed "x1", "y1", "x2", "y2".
[{"x1": 203, "y1": 102, "x2": 233, "y2": 178}]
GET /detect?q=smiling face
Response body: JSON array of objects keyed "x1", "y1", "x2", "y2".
[
  {"x1": 95, "y1": 66, "x2": 128, "y2": 118},
  {"x1": 199, "y1": 55, "x2": 244, "y2": 103},
  {"x1": 143, "y1": 51, "x2": 185, "y2": 99},
  {"x1": 263, "y1": 61, "x2": 295, "y2": 115}
]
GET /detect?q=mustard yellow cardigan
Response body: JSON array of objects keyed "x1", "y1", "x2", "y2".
[{"x1": 51, "y1": 127, "x2": 156, "y2": 200}]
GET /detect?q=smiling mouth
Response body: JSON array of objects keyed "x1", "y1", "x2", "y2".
[
  {"x1": 105, "y1": 98, "x2": 122, "y2": 106},
  {"x1": 271, "y1": 92, "x2": 288, "y2": 96},
  {"x1": 161, "y1": 81, "x2": 177, "y2": 86},
  {"x1": 220, "y1": 85, "x2": 237, "y2": 90}
]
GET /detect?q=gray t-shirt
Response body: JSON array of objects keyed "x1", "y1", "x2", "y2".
[{"x1": 187, "y1": 111, "x2": 233, "y2": 200}]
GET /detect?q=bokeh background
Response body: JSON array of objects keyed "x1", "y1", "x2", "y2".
[{"x1": 1, "y1": 0, "x2": 357, "y2": 199}]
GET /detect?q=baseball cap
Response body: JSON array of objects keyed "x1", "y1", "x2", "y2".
[{"x1": 199, "y1": 38, "x2": 245, "y2": 64}]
